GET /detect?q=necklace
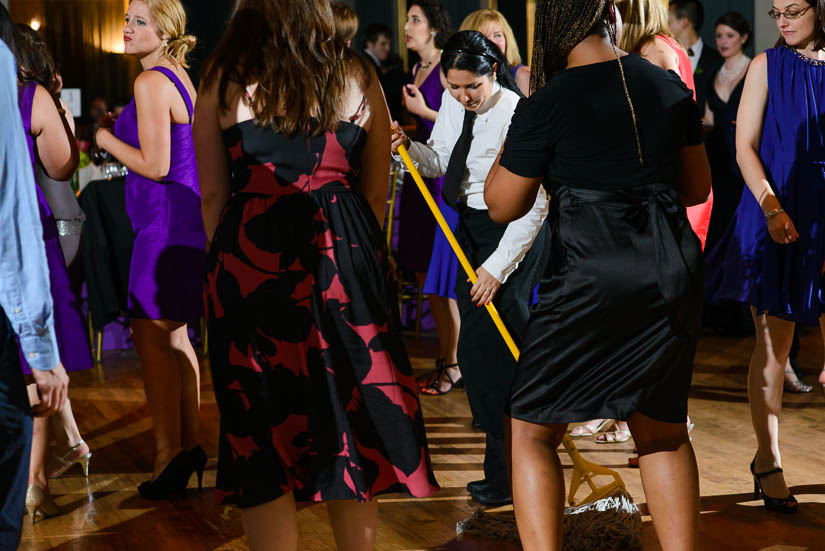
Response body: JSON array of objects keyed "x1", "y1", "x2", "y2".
[
  {"x1": 418, "y1": 49, "x2": 442, "y2": 71},
  {"x1": 718, "y1": 55, "x2": 749, "y2": 81},
  {"x1": 786, "y1": 46, "x2": 825, "y2": 66}
]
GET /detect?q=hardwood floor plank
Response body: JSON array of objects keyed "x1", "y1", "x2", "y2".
[{"x1": 17, "y1": 331, "x2": 825, "y2": 550}]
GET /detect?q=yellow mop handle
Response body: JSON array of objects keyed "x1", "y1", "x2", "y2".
[{"x1": 394, "y1": 141, "x2": 521, "y2": 361}]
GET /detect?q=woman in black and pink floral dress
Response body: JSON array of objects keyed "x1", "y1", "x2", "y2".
[{"x1": 194, "y1": 2, "x2": 438, "y2": 548}]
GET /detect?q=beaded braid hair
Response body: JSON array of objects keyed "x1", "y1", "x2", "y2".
[
  {"x1": 529, "y1": 0, "x2": 644, "y2": 164},
  {"x1": 529, "y1": 0, "x2": 606, "y2": 93}
]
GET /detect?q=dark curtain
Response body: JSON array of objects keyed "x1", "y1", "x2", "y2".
[
  {"x1": 498, "y1": 3, "x2": 528, "y2": 66},
  {"x1": 40, "y1": 1, "x2": 140, "y2": 118},
  {"x1": 180, "y1": 0, "x2": 234, "y2": 87}
]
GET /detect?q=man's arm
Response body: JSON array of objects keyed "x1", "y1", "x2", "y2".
[{"x1": 0, "y1": 41, "x2": 67, "y2": 415}]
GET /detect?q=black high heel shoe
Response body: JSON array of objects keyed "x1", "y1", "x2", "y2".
[
  {"x1": 188, "y1": 445, "x2": 207, "y2": 491},
  {"x1": 420, "y1": 363, "x2": 463, "y2": 396},
  {"x1": 750, "y1": 455, "x2": 799, "y2": 513},
  {"x1": 138, "y1": 451, "x2": 194, "y2": 499},
  {"x1": 417, "y1": 358, "x2": 446, "y2": 389}
]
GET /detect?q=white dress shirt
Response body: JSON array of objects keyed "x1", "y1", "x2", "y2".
[
  {"x1": 405, "y1": 83, "x2": 549, "y2": 284},
  {"x1": 687, "y1": 37, "x2": 703, "y2": 74}
]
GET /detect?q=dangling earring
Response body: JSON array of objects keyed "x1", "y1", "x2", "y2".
[
  {"x1": 430, "y1": 31, "x2": 436, "y2": 38},
  {"x1": 607, "y1": 1, "x2": 618, "y2": 46}
]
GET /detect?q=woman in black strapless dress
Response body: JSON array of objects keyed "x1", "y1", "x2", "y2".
[
  {"x1": 194, "y1": 2, "x2": 438, "y2": 549},
  {"x1": 484, "y1": 1, "x2": 711, "y2": 549}
]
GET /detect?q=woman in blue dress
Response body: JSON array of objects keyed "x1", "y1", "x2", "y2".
[
  {"x1": 399, "y1": 0, "x2": 463, "y2": 394},
  {"x1": 705, "y1": 0, "x2": 825, "y2": 513}
]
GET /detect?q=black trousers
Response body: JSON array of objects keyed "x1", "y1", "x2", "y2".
[
  {"x1": 454, "y1": 207, "x2": 546, "y2": 490},
  {"x1": 0, "y1": 308, "x2": 32, "y2": 548}
]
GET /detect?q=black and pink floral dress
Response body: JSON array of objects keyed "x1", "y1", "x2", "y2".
[{"x1": 204, "y1": 118, "x2": 439, "y2": 507}]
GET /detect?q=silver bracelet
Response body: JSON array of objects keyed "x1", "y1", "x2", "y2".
[{"x1": 764, "y1": 208, "x2": 785, "y2": 220}]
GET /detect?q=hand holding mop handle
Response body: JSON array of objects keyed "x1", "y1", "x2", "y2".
[
  {"x1": 393, "y1": 128, "x2": 624, "y2": 506},
  {"x1": 393, "y1": 141, "x2": 521, "y2": 361}
]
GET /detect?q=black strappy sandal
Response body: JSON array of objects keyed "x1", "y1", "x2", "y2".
[
  {"x1": 750, "y1": 455, "x2": 799, "y2": 513},
  {"x1": 417, "y1": 358, "x2": 445, "y2": 389},
  {"x1": 420, "y1": 363, "x2": 463, "y2": 396}
]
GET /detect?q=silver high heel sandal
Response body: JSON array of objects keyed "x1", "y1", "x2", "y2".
[{"x1": 47, "y1": 441, "x2": 92, "y2": 479}]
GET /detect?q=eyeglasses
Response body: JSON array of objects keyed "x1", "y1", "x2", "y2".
[{"x1": 768, "y1": 5, "x2": 812, "y2": 20}]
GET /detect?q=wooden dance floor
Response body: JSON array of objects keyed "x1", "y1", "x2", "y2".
[{"x1": 18, "y1": 329, "x2": 825, "y2": 551}]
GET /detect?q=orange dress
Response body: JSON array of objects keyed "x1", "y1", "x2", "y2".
[{"x1": 657, "y1": 34, "x2": 713, "y2": 251}]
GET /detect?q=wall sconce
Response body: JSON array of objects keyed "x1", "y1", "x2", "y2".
[{"x1": 30, "y1": 18, "x2": 41, "y2": 31}]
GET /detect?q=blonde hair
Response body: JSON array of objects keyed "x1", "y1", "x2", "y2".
[
  {"x1": 615, "y1": 0, "x2": 673, "y2": 54},
  {"x1": 459, "y1": 9, "x2": 522, "y2": 66},
  {"x1": 133, "y1": 0, "x2": 196, "y2": 67}
]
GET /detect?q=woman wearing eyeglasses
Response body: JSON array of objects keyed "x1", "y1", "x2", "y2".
[{"x1": 706, "y1": 0, "x2": 825, "y2": 513}]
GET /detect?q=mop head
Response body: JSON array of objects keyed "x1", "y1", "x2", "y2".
[{"x1": 456, "y1": 488, "x2": 642, "y2": 551}]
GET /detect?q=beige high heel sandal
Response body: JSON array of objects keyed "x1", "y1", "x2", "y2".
[
  {"x1": 47, "y1": 440, "x2": 92, "y2": 479},
  {"x1": 569, "y1": 419, "x2": 611, "y2": 437},
  {"x1": 25, "y1": 485, "x2": 58, "y2": 524}
]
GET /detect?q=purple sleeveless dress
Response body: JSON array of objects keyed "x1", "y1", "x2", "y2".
[
  {"x1": 706, "y1": 47, "x2": 825, "y2": 325},
  {"x1": 113, "y1": 67, "x2": 206, "y2": 323},
  {"x1": 17, "y1": 82, "x2": 93, "y2": 374},
  {"x1": 396, "y1": 64, "x2": 451, "y2": 276}
]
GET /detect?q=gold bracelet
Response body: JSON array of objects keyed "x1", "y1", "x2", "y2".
[{"x1": 764, "y1": 208, "x2": 785, "y2": 220}]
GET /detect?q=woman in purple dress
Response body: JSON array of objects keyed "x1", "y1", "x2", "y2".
[
  {"x1": 95, "y1": 0, "x2": 206, "y2": 499},
  {"x1": 7, "y1": 22, "x2": 94, "y2": 522},
  {"x1": 2, "y1": 13, "x2": 90, "y2": 521},
  {"x1": 399, "y1": 0, "x2": 464, "y2": 393}
]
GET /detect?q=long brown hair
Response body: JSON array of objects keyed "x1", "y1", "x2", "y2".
[
  {"x1": 202, "y1": 0, "x2": 368, "y2": 137},
  {"x1": 615, "y1": 0, "x2": 674, "y2": 53},
  {"x1": 14, "y1": 24, "x2": 59, "y2": 93},
  {"x1": 331, "y1": 1, "x2": 358, "y2": 44}
]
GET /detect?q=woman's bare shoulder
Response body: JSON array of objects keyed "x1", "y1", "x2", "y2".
[{"x1": 639, "y1": 36, "x2": 680, "y2": 72}]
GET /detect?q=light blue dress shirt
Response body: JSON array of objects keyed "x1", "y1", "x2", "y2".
[{"x1": 0, "y1": 39, "x2": 59, "y2": 371}]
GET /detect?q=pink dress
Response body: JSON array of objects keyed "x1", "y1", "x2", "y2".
[{"x1": 657, "y1": 34, "x2": 713, "y2": 251}]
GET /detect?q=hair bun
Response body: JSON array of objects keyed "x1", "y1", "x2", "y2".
[
  {"x1": 165, "y1": 33, "x2": 196, "y2": 67},
  {"x1": 170, "y1": 34, "x2": 196, "y2": 49}
]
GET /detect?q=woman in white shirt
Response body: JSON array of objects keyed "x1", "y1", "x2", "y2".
[{"x1": 392, "y1": 30, "x2": 548, "y2": 506}]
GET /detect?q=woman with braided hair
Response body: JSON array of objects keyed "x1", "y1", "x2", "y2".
[{"x1": 485, "y1": 1, "x2": 710, "y2": 548}]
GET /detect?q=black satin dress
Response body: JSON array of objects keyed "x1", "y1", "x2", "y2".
[{"x1": 501, "y1": 55, "x2": 705, "y2": 424}]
